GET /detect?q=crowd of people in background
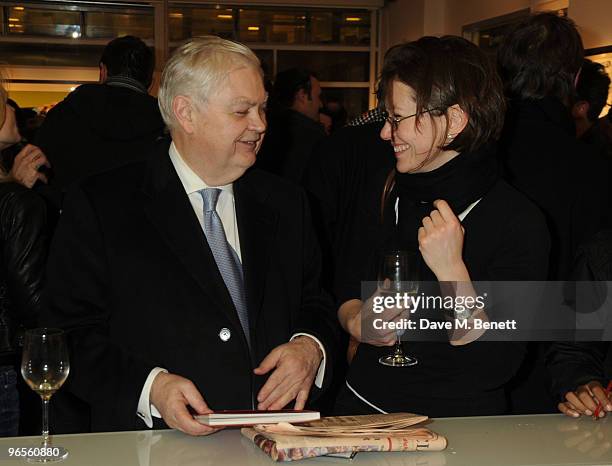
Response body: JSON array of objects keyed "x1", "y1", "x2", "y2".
[{"x1": 0, "y1": 11, "x2": 611, "y2": 437}]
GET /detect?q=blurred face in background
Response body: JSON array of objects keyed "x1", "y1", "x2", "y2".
[
  {"x1": 0, "y1": 102, "x2": 20, "y2": 151},
  {"x1": 294, "y1": 76, "x2": 322, "y2": 122},
  {"x1": 0, "y1": 86, "x2": 5, "y2": 130},
  {"x1": 305, "y1": 76, "x2": 323, "y2": 121}
]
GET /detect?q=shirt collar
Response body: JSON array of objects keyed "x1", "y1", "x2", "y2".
[
  {"x1": 168, "y1": 142, "x2": 234, "y2": 196},
  {"x1": 105, "y1": 75, "x2": 148, "y2": 94}
]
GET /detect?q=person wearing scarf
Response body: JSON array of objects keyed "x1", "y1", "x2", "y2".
[{"x1": 334, "y1": 36, "x2": 550, "y2": 417}]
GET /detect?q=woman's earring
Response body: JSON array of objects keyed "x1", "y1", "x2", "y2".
[{"x1": 447, "y1": 133, "x2": 454, "y2": 141}]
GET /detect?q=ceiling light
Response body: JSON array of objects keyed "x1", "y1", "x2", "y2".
[
  {"x1": 345, "y1": 17, "x2": 362, "y2": 22},
  {"x1": 247, "y1": 26, "x2": 259, "y2": 31},
  {"x1": 169, "y1": 12, "x2": 183, "y2": 18},
  {"x1": 8, "y1": 18, "x2": 20, "y2": 22},
  {"x1": 217, "y1": 14, "x2": 232, "y2": 19},
  {"x1": 13, "y1": 6, "x2": 24, "y2": 11}
]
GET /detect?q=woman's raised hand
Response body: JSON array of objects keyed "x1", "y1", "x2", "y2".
[{"x1": 418, "y1": 199, "x2": 466, "y2": 281}]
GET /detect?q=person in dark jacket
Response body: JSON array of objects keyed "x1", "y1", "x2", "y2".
[
  {"x1": 256, "y1": 68, "x2": 326, "y2": 183},
  {"x1": 498, "y1": 13, "x2": 609, "y2": 281},
  {"x1": 35, "y1": 35, "x2": 165, "y2": 193},
  {"x1": 497, "y1": 13, "x2": 610, "y2": 415},
  {"x1": 572, "y1": 59, "x2": 611, "y2": 149},
  {"x1": 0, "y1": 89, "x2": 49, "y2": 437}
]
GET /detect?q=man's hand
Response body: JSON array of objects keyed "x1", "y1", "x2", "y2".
[
  {"x1": 254, "y1": 336, "x2": 323, "y2": 410},
  {"x1": 150, "y1": 372, "x2": 222, "y2": 436},
  {"x1": 9, "y1": 144, "x2": 50, "y2": 188},
  {"x1": 558, "y1": 381, "x2": 612, "y2": 418}
]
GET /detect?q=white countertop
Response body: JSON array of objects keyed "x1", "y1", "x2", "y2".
[{"x1": 0, "y1": 414, "x2": 610, "y2": 466}]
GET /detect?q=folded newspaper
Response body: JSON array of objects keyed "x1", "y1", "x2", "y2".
[{"x1": 241, "y1": 413, "x2": 447, "y2": 461}]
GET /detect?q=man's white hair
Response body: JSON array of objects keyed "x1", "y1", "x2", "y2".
[{"x1": 158, "y1": 36, "x2": 262, "y2": 129}]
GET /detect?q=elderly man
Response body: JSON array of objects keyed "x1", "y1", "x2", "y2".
[{"x1": 43, "y1": 36, "x2": 337, "y2": 435}]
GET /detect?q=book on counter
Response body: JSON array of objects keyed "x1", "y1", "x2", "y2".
[
  {"x1": 241, "y1": 413, "x2": 448, "y2": 462},
  {"x1": 195, "y1": 410, "x2": 320, "y2": 427}
]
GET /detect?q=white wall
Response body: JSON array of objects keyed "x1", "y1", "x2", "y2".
[
  {"x1": 380, "y1": 0, "x2": 529, "y2": 54},
  {"x1": 444, "y1": 0, "x2": 530, "y2": 35},
  {"x1": 423, "y1": 0, "x2": 446, "y2": 36},
  {"x1": 380, "y1": 0, "x2": 612, "y2": 51},
  {"x1": 379, "y1": 0, "x2": 424, "y2": 56},
  {"x1": 569, "y1": 0, "x2": 612, "y2": 49}
]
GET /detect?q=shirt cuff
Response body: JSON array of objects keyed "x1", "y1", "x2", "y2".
[
  {"x1": 137, "y1": 367, "x2": 168, "y2": 428},
  {"x1": 290, "y1": 333, "x2": 326, "y2": 389}
]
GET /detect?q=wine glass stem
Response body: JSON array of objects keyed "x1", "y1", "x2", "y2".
[
  {"x1": 42, "y1": 398, "x2": 50, "y2": 445},
  {"x1": 395, "y1": 330, "x2": 402, "y2": 353}
]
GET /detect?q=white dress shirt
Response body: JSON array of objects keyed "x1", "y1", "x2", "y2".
[{"x1": 137, "y1": 143, "x2": 326, "y2": 427}]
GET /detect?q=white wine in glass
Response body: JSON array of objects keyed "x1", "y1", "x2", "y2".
[
  {"x1": 21, "y1": 328, "x2": 70, "y2": 463},
  {"x1": 378, "y1": 251, "x2": 419, "y2": 367}
]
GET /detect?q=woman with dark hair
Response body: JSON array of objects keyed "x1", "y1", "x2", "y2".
[{"x1": 334, "y1": 36, "x2": 550, "y2": 417}]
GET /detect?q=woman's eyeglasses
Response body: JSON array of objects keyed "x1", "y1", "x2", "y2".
[{"x1": 385, "y1": 108, "x2": 438, "y2": 132}]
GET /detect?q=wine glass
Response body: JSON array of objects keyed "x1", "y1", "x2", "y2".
[
  {"x1": 21, "y1": 328, "x2": 70, "y2": 463},
  {"x1": 378, "y1": 251, "x2": 419, "y2": 367}
]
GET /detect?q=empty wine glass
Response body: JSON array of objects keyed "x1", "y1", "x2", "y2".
[
  {"x1": 21, "y1": 328, "x2": 70, "y2": 463},
  {"x1": 378, "y1": 251, "x2": 419, "y2": 367}
]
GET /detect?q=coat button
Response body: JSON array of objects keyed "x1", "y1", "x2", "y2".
[{"x1": 219, "y1": 328, "x2": 231, "y2": 342}]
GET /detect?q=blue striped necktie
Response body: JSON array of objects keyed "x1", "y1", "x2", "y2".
[{"x1": 199, "y1": 188, "x2": 250, "y2": 348}]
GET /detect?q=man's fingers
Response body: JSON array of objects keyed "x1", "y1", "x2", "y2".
[
  {"x1": 182, "y1": 383, "x2": 212, "y2": 415},
  {"x1": 256, "y1": 363, "x2": 286, "y2": 403},
  {"x1": 170, "y1": 400, "x2": 218, "y2": 436},
  {"x1": 294, "y1": 389, "x2": 310, "y2": 410},
  {"x1": 149, "y1": 372, "x2": 223, "y2": 437},
  {"x1": 257, "y1": 366, "x2": 292, "y2": 406},
  {"x1": 565, "y1": 391, "x2": 592, "y2": 415},
  {"x1": 260, "y1": 379, "x2": 303, "y2": 410},
  {"x1": 254, "y1": 348, "x2": 281, "y2": 376},
  {"x1": 559, "y1": 401, "x2": 581, "y2": 418}
]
